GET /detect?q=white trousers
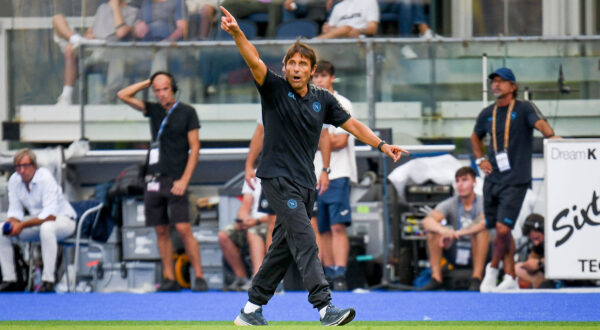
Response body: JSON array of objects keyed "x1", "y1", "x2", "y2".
[{"x1": 0, "y1": 216, "x2": 75, "y2": 283}]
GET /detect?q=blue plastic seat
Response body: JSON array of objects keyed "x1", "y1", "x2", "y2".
[
  {"x1": 214, "y1": 20, "x2": 258, "y2": 40},
  {"x1": 275, "y1": 20, "x2": 319, "y2": 40}
]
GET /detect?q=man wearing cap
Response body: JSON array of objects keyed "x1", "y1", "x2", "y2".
[
  {"x1": 515, "y1": 213, "x2": 551, "y2": 289},
  {"x1": 472, "y1": 67, "x2": 557, "y2": 292}
]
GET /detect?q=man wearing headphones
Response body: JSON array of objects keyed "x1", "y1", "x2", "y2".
[
  {"x1": 118, "y1": 72, "x2": 207, "y2": 291},
  {"x1": 515, "y1": 213, "x2": 550, "y2": 289}
]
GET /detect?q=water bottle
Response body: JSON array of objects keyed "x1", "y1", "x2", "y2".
[
  {"x1": 33, "y1": 267, "x2": 42, "y2": 291},
  {"x1": 2, "y1": 222, "x2": 12, "y2": 235}
]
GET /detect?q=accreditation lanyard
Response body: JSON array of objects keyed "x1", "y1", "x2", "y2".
[
  {"x1": 455, "y1": 197, "x2": 477, "y2": 265},
  {"x1": 156, "y1": 101, "x2": 179, "y2": 144},
  {"x1": 148, "y1": 101, "x2": 178, "y2": 165},
  {"x1": 491, "y1": 100, "x2": 515, "y2": 172}
]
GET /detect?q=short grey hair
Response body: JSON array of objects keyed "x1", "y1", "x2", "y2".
[{"x1": 13, "y1": 148, "x2": 37, "y2": 167}]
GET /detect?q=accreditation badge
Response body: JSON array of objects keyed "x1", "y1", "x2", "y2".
[
  {"x1": 147, "y1": 181, "x2": 160, "y2": 192},
  {"x1": 495, "y1": 151, "x2": 511, "y2": 172},
  {"x1": 455, "y1": 240, "x2": 471, "y2": 266},
  {"x1": 148, "y1": 142, "x2": 159, "y2": 165}
]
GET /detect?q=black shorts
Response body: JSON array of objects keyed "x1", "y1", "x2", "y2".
[
  {"x1": 483, "y1": 180, "x2": 529, "y2": 230},
  {"x1": 257, "y1": 190, "x2": 276, "y2": 215},
  {"x1": 144, "y1": 176, "x2": 189, "y2": 226}
]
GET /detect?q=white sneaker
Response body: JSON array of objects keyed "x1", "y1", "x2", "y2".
[
  {"x1": 493, "y1": 274, "x2": 519, "y2": 292},
  {"x1": 205, "y1": 85, "x2": 217, "y2": 95},
  {"x1": 401, "y1": 45, "x2": 418, "y2": 59},
  {"x1": 56, "y1": 93, "x2": 72, "y2": 106},
  {"x1": 480, "y1": 263, "x2": 499, "y2": 293},
  {"x1": 420, "y1": 29, "x2": 433, "y2": 39}
]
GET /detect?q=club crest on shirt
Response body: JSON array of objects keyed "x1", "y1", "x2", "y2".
[
  {"x1": 312, "y1": 102, "x2": 322, "y2": 112},
  {"x1": 287, "y1": 199, "x2": 298, "y2": 209},
  {"x1": 261, "y1": 199, "x2": 269, "y2": 209}
]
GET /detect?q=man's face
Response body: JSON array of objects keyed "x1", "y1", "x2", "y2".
[
  {"x1": 285, "y1": 52, "x2": 316, "y2": 91},
  {"x1": 15, "y1": 155, "x2": 36, "y2": 184},
  {"x1": 152, "y1": 74, "x2": 176, "y2": 109},
  {"x1": 529, "y1": 230, "x2": 544, "y2": 246},
  {"x1": 491, "y1": 76, "x2": 515, "y2": 99},
  {"x1": 455, "y1": 174, "x2": 475, "y2": 198},
  {"x1": 312, "y1": 71, "x2": 335, "y2": 91}
]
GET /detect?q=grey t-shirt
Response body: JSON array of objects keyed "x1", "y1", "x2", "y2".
[
  {"x1": 91, "y1": 3, "x2": 139, "y2": 41},
  {"x1": 435, "y1": 194, "x2": 484, "y2": 231},
  {"x1": 138, "y1": 0, "x2": 187, "y2": 41}
]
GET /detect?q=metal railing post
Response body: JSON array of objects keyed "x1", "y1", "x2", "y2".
[
  {"x1": 366, "y1": 39, "x2": 376, "y2": 128},
  {"x1": 79, "y1": 44, "x2": 86, "y2": 139}
]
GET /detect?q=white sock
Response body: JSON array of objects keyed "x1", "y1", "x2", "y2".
[
  {"x1": 69, "y1": 33, "x2": 82, "y2": 44},
  {"x1": 319, "y1": 306, "x2": 328, "y2": 318},
  {"x1": 243, "y1": 301, "x2": 260, "y2": 314},
  {"x1": 61, "y1": 86, "x2": 73, "y2": 98}
]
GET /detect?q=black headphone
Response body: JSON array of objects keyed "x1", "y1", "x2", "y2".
[
  {"x1": 522, "y1": 213, "x2": 544, "y2": 236},
  {"x1": 150, "y1": 71, "x2": 178, "y2": 93}
]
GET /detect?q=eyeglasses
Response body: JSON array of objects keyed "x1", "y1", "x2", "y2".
[{"x1": 14, "y1": 163, "x2": 33, "y2": 170}]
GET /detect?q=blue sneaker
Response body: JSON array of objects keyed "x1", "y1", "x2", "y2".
[
  {"x1": 320, "y1": 304, "x2": 355, "y2": 326},
  {"x1": 234, "y1": 308, "x2": 268, "y2": 326}
]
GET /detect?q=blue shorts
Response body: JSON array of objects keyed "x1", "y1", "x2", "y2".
[{"x1": 316, "y1": 178, "x2": 352, "y2": 233}]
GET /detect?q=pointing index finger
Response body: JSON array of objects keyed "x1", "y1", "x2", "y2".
[{"x1": 220, "y1": 6, "x2": 233, "y2": 19}]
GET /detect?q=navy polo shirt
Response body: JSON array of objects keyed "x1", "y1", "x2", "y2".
[
  {"x1": 256, "y1": 70, "x2": 351, "y2": 189},
  {"x1": 473, "y1": 100, "x2": 544, "y2": 185}
]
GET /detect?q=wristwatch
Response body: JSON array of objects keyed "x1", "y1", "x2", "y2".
[
  {"x1": 475, "y1": 157, "x2": 486, "y2": 166},
  {"x1": 538, "y1": 259, "x2": 544, "y2": 271},
  {"x1": 322, "y1": 167, "x2": 331, "y2": 174}
]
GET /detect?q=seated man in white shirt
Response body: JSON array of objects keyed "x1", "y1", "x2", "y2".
[
  {"x1": 0, "y1": 149, "x2": 77, "y2": 293},
  {"x1": 317, "y1": 0, "x2": 380, "y2": 39}
]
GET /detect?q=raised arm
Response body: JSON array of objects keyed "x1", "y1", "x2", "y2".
[
  {"x1": 220, "y1": 6, "x2": 267, "y2": 85},
  {"x1": 341, "y1": 117, "x2": 409, "y2": 162},
  {"x1": 117, "y1": 79, "x2": 151, "y2": 113}
]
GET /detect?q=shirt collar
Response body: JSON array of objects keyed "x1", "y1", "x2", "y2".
[{"x1": 25, "y1": 168, "x2": 41, "y2": 186}]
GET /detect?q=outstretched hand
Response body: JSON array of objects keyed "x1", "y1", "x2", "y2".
[
  {"x1": 220, "y1": 6, "x2": 240, "y2": 36},
  {"x1": 381, "y1": 144, "x2": 410, "y2": 162}
]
